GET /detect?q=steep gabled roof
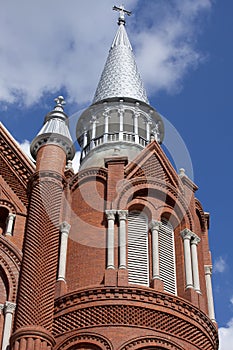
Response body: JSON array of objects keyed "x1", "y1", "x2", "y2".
[
  {"x1": 0, "y1": 122, "x2": 35, "y2": 207},
  {"x1": 125, "y1": 140, "x2": 181, "y2": 190}
]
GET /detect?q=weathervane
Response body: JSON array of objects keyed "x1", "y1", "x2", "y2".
[{"x1": 113, "y1": 5, "x2": 131, "y2": 25}]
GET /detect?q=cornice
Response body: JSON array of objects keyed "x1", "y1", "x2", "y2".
[{"x1": 28, "y1": 171, "x2": 67, "y2": 193}]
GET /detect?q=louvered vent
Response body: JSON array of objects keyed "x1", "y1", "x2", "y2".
[
  {"x1": 128, "y1": 212, "x2": 149, "y2": 286},
  {"x1": 159, "y1": 219, "x2": 177, "y2": 295}
]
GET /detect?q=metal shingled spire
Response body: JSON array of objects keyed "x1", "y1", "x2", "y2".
[{"x1": 92, "y1": 5, "x2": 149, "y2": 104}]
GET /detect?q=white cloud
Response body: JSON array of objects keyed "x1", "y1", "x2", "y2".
[
  {"x1": 213, "y1": 256, "x2": 227, "y2": 273},
  {"x1": 17, "y1": 139, "x2": 34, "y2": 161},
  {"x1": 0, "y1": 0, "x2": 212, "y2": 107},
  {"x1": 219, "y1": 318, "x2": 233, "y2": 350},
  {"x1": 134, "y1": 0, "x2": 211, "y2": 95}
]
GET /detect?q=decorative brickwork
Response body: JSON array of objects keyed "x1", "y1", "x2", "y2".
[
  {"x1": 55, "y1": 333, "x2": 113, "y2": 350},
  {"x1": 15, "y1": 177, "x2": 63, "y2": 331},
  {"x1": 0, "y1": 235, "x2": 22, "y2": 302},
  {"x1": 120, "y1": 336, "x2": 184, "y2": 350},
  {"x1": 0, "y1": 125, "x2": 34, "y2": 207},
  {"x1": 70, "y1": 168, "x2": 108, "y2": 191},
  {"x1": 53, "y1": 287, "x2": 218, "y2": 350},
  {"x1": 116, "y1": 177, "x2": 194, "y2": 230}
]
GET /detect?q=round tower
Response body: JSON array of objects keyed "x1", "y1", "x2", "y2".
[
  {"x1": 11, "y1": 97, "x2": 75, "y2": 350},
  {"x1": 76, "y1": 7, "x2": 164, "y2": 170},
  {"x1": 52, "y1": 6, "x2": 218, "y2": 350}
]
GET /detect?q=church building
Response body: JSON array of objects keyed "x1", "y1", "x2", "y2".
[{"x1": 0, "y1": 6, "x2": 219, "y2": 350}]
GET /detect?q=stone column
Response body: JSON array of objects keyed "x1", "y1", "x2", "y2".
[
  {"x1": 90, "y1": 116, "x2": 97, "y2": 149},
  {"x1": 83, "y1": 130, "x2": 88, "y2": 148},
  {"x1": 118, "y1": 210, "x2": 128, "y2": 269},
  {"x1": 104, "y1": 111, "x2": 109, "y2": 142},
  {"x1": 133, "y1": 112, "x2": 139, "y2": 143},
  {"x1": 105, "y1": 210, "x2": 116, "y2": 269},
  {"x1": 191, "y1": 235, "x2": 201, "y2": 293},
  {"x1": 1, "y1": 301, "x2": 16, "y2": 350},
  {"x1": 118, "y1": 102, "x2": 124, "y2": 141},
  {"x1": 146, "y1": 120, "x2": 151, "y2": 141},
  {"x1": 57, "y1": 222, "x2": 71, "y2": 281},
  {"x1": 5, "y1": 213, "x2": 16, "y2": 236},
  {"x1": 149, "y1": 220, "x2": 162, "y2": 280},
  {"x1": 205, "y1": 265, "x2": 216, "y2": 321},
  {"x1": 181, "y1": 229, "x2": 193, "y2": 289}
]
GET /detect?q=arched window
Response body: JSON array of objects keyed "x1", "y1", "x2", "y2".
[
  {"x1": 128, "y1": 211, "x2": 149, "y2": 286},
  {"x1": 159, "y1": 219, "x2": 177, "y2": 295}
]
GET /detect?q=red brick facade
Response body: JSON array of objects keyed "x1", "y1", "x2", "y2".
[{"x1": 0, "y1": 120, "x2": 219, "y2": 349}]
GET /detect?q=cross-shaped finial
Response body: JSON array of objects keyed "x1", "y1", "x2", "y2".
[
  {"x1": 54, "y1": 95, "x2": 66, "y2": 111},
  {"x1": 113, "y1": 5, "x2": 131, "y2": 25}
]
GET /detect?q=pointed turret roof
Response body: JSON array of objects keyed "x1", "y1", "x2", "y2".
[
  {"x1": 30, "y1": 96, "x2": 75, "y2": 161},
  {"x1": 93, "y1": 6, "x2": 149, "y2": 104}
]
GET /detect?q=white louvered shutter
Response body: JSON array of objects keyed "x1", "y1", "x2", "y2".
[
  {"x1": 128, "y1": 212, "x2": 149, "y2": 286},
  {"x1": 159, "y1": 219, "x2": 177, "y2": 295}
]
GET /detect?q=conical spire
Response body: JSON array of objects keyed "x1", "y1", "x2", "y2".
[
  {"x1": 30, "y1": 96, "x2": 75, "y2": 161},
  {"x1": 93, "y1": 6, "x2": 149, "y2": 104}
]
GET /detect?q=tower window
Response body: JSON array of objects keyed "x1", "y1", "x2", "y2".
[
  {"x1": 128, "y1": 211, "x2": 149, "y2": 286},
  {"x1": 159, "y1": 219, "x2": 177, "y2": 295}
]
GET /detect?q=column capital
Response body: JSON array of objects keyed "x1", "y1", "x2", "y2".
[
  {"x1": 59, "y1": 221, "x2": 71, "y2": 235},
  {"x1": 105, "y1": 210, "x2": 116, "y2": 220},
  {"x1": 118, "y1": 210, "x2": 128, "y2": 221},
  {"x1": 0, "y1": 304, "x2": 4, "y2": 313},
  {"x1": 191, "y1": 234, "x2": 201, "y2": 245},
  {"x1": 149, "y1": 220, "x2": 162, "y2": 231},
  {"x1": 8, "y1": 213, "x2": 16, "y2": 220},
  {"x1": 180, "y1": 228, "x2": 193, "y2": 240},
  {"x1": 205, "y1": 265, "x2": 212, "y2": 275},
  {"x1": 4, "y1": 301, "x2": 16, "y2": 314}
]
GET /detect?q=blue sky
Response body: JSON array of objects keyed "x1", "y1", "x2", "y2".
[{"x1": 0, "y1": 1, "x2": 232, "y2": 348}]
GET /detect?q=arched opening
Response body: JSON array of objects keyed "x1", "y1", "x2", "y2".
[
  {"x1": 0, "y1": 207, "x2": 9, "y2": 235},
  {"x1": 69, "y1": 343, "x2": 102, "y2": 350}
]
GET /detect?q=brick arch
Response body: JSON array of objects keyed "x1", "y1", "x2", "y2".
[
  {"x1": 0, "y1": 200, "x2": 17, "y2": 214},
  {"x1": 55, "y1": 332, "x2": 113, "y2": 350},
  {"x1": 195, "y1": 198, "x2": 206, "y2": 231},
  {"x1": 120, "y1": 336, "x2": 184, "y2": 350},
  {"x1": 0, "y1": 265, "x2": 9, "y2": 303},
  {"x1": 116, "y1": 179, "x2": 194, "y2": 230},
  {"x1": 0, "y1": 236, "x2": 22, "y2": 302},
  {"x1": 127, "y1": 199, "x2": 155, "y2": 222}
]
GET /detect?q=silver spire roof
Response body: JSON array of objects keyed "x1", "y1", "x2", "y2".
[{"x1": 93, "y1": 7, "x2": 149, "y2": 104}]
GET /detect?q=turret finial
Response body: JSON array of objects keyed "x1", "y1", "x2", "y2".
[
  {"x1": 54, "y1": 95, "x2": 66, "y2": 111},
  {"x1": 113, "y1": 4, "x2": 131, "y2": 25}
]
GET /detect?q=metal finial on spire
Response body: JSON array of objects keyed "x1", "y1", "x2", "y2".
[
  {"x1": 54, "y1": 96, "x2": 66, "y2": 111},
  {"x1": 113, "y1": 5, "x2": 131, "y2": 25}
]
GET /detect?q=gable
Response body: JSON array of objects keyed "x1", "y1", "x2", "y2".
[
  {"x1": 0, "y1": 123, "x2": 35, "y2": 208},
  {"x1": 125, "y1": 141, "x2": 180, "y2": 189}
]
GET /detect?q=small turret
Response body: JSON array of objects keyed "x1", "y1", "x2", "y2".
[{"x1": 31, "y1": 96, "x2": 75, "y2": 163}]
